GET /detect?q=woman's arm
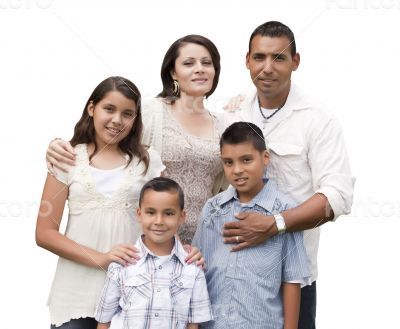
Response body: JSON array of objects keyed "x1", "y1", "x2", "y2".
[
  {"x1": 187, "y1": 324, "x2": 199, "y2": 329},
  {"x1": 97, "y1": 323, "x2": 110, "y2": 329},
  {"x1": 35, "y1": 174, "x2": 137, "y2": 269},
  {"x1": 282, "y1": 282, "x2": 301, "y2": 329}
]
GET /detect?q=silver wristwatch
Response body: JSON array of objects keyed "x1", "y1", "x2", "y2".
[{"x1": 273, "y1": 213, "x2": 286, "y2": 234}]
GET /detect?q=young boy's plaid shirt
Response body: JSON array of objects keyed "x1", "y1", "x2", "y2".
[{"x1": 95, "y1": 236, "x2": 212, "y2": 328}]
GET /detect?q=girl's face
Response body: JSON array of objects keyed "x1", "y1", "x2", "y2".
[
  {"x1": 172, "y1": 43, "x2": 215, "y2": 98},
  {"x1": 87, "y1": 90, "x2": 137, "y2": 148}
]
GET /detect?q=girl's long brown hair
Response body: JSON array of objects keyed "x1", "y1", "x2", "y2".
[{"x1": 70, "y1": 76, "x2": 149, "y2": 173}]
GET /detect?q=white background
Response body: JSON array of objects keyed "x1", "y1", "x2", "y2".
[{"x1": 1, "y1": 0, "x2": 399, "y2": 328}]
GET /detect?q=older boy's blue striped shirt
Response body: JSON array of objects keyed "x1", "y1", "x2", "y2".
[{"x1": 192, "y1": 179, "x2": 310, "y2": 329}]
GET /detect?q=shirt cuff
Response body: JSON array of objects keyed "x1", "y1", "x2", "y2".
[{"x1": 315, "y1": 185, "x2": 351, "y2": 221}]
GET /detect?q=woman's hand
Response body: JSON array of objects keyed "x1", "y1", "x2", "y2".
[
  {"x1": 101, "y1": 244, "x2": 141, "y2": 269},
  {"x1": 46, "y1": 138, "x2": 76, "y2": 174},
  {"x1": 184, "y1": 245, "x2": 205, "y2": 269}
]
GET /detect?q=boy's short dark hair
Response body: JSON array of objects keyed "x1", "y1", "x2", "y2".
[
  {"x1": 220, "y1": 122, "x2": 267, "y2": 152},
  {"x1": 249, "y1": 21, "x2": 296, "y2": 57},
  {"x1": 139, "y1": 177, "x2": 184, "y2": 210}
]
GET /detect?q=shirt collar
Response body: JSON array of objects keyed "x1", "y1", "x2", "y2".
[
  {"x1": 283, "y1": 82, "x2": 311, "y2": 111},
  {"x1": 218, "y1": 178, "x2": 279, "y2": 213},
  {"x1": 247, "y1": 82, "x2": 311, "y2": 112},
  {"x1": 135, "y1": 235, "x2": 188, "y2": 266}
]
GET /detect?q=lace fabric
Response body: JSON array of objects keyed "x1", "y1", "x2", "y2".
[
  {"x1": 47, "y1": 144, "x2": 164, "y2": 326},
  {"x1": 162, "y1": 108, "x2": 223, "y2": 244}
]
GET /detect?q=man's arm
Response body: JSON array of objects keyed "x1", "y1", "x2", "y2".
[
  {"x1": 187, "y1": 324, "x2": 199, "y2": 329},
  {"x1": 223, "y1": 113, "x2": 354, "y2": 251},
  {"x1": 97, "y1": 323, "x2": 110, "y2": 329},
  {"x1": 223, "y1": 193, "x2": 332, "y2": 251},
  {"x1": 282, "y1": 282, "x2": 301, "y2": 329}
]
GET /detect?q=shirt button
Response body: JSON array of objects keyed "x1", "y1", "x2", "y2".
[
  {"x1": 158, "y1": 265, "x2": 162, "y2": 270},
  {"x1": 155, "y1": 313, "x2": 159, "y2": 317},
  {"x1": 157, "y1": 288, "x2": 161, "y2": 292},
  {"x1": 178, "y1": 282, "x2": 183, "y2": 287}
]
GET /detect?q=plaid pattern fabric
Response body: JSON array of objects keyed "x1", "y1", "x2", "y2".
[{"x1": 95, "y1": 236, "x2": 212, "y2": 328}]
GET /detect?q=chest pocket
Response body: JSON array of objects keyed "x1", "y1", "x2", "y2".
[
  {"x1": 267, "y1": 142, "x2": 307, "y2": 189},
  {"x1": 122, "y1": 273, "x2": 152, "y2": 309},
  {"x1": 170, "y1": 274, "x2": 196, "y2": 320}
]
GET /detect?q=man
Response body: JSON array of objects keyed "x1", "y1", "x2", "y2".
[{"x1": 222, "y1": 21, "x2": 355, "y2": 328}]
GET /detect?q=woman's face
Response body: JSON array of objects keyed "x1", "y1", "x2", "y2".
[{"x1": 172, "y1": 42, "x2": 215, "y2": 98}]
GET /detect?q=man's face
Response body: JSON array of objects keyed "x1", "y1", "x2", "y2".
[{"x1": 246, "y1": 35, "x2": 300, "y2": 103}]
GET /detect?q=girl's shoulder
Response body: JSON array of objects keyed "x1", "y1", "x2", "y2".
[
  {"x1": 51, "y1": 144, "x2": 87, "y2": 185},
  {"x1": 72, "y1": 143, "x2": 90, "y2": 164}
]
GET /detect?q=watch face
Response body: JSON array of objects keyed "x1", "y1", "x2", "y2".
[{"x1": 274, "y1": 214, "x2": 286, "y2": 234}]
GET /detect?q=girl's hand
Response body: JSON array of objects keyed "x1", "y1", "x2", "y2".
[
  {"x1": 184, "y1": 245, "x2": 206, "y2": 269},
  {"x1": 223, "y1": 94, "x2": 246, "y2": 112},
  {"x1": 102, "y1": 244, "x2": 140, "y2": 268},
  {"x1": 46, "y1": 138, "x2": 76, "y2": 174}
]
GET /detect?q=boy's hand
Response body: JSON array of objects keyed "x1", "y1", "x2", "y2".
[
  {"x1": 223, "y1": 212, "x2": 277, "y2": 251},
  {"x1": 184, "y1": 245, "x2": 206, "y2": 269},
  {"x1": 97, "y1": 322, "x2": 111, "y2": 329}
]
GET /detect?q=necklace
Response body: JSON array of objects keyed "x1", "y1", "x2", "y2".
[{"x1": 258, "y1": 96, "x2": 287, "y2": 129}]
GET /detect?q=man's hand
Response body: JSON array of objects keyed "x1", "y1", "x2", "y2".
[{"x1": 223, "y1": 212, "x2": 277, "y2": 251}]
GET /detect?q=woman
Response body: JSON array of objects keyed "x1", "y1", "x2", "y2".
[{"x1": 47, "y1": 35, "x2": 228, "y2": 244}]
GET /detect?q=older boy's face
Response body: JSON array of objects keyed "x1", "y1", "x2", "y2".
[
  {"x1": 137, "y1": 190, "x2": 185, "y2": 255},
  {"x1": 221, "y1": 142, "x2": 269, "y2": 203}
]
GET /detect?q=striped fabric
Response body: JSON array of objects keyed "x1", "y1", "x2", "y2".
[
  {"x1": 192, "y1": 179, "x2": 311, "y2": 329},
  {"x1": 95, "y1": 236, "x2": 212, "y2": 328}
]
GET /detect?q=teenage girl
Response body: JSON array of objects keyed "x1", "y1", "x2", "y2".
[{"x1": 36, "y1": 76, "x2": 166, "y2": 328}]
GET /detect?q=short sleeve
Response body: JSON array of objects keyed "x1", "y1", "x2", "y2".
[
  {"x1": 144, "y1": 147, "x2": 165, "y2": 179},
  {"x1": 94, "y1": 262, "x2": 123, "y2": 323},
  {"x1": 187, "y1": 269, "x2": 213, "y2": 324},
  {"x1": 51, "y1": 165, "x2": 71, "y2": 185},
  {"x1": 282, "y1": 232, "x2": 311, "y2": 285}
]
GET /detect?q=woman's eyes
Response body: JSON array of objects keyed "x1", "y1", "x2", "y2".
[{"x1": 182, "y1": 60, "x2": 212, "y2": 66}]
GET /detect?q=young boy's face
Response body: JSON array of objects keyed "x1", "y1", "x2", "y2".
[
  {"x1": 221, "y1": 141, "x2": 269, "y2": 203},
  {"x1": 137, "y1": 190, "x2": 186, "y2": 255}
]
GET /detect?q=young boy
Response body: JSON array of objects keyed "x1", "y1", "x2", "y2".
[
  {"x1": 95, "y1": 177, "x2": 213, "y2": 329},
  {"x1": 192, "y1": 122, "x2": 310, "y2": 329}
]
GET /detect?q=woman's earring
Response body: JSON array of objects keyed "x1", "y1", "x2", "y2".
[{"x1": 173, "y1": 80, "x2": 180, "y2": 96}]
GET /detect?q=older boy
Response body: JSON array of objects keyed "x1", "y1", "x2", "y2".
[
  {"x1": 192, "y1": 122, "x2": 310, "y2": 329},
  {"x1": 95, "y1": 177, "x2": 212, "y2": 329}
]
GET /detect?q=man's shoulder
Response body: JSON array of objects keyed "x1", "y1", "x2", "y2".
[{"x1": 290, "y1": 84, "x2": 337, "y2": 120}]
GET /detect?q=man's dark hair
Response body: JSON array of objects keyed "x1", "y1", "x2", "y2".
[
  {"x1": 220, "y1": 122, "x2": 266, "y2": 152},
  {"x1": 249, "y1": 21, "x2": 296, "y2": 57},
  {"x1": 139, "y1": 177, "x2": 184, "y2": 210}
]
